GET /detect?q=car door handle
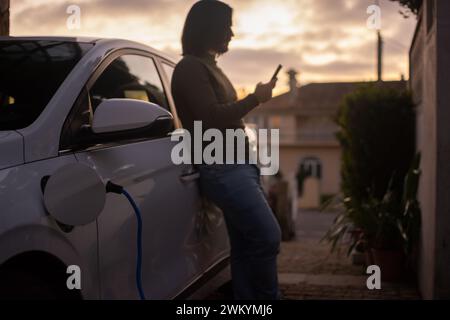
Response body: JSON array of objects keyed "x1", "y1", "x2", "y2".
[{"x1": 180, "y1": 171, "x2": 200, "y2": 183}]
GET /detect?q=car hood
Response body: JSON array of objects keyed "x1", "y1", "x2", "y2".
[{"x1": 0, "y1": 131, "x2": 24, "y2": 170}]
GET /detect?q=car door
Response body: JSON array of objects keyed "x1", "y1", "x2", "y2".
[
  {"x1": 158, "y1": 60, "x2": 231, "y2": 273},
  {"x1": 61, "y1": 50, "x2": 206, "y2": 299}
]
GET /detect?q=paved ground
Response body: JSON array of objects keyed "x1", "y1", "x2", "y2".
[{"x1": 278, "y1": 210, "x2": 421, "y2": 300}]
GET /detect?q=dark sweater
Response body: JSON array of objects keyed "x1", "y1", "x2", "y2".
[{"x1": 171, "y1": 53, "x2": 260, "y2": 164}]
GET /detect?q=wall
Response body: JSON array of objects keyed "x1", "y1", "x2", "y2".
[
  {"x1": 412, "y1": 2, "x2": 437, "y2": 299},
  {"x1": 434, "y1": 0, "x2": 450, "y2": 299},
  {"x1": 412, "y1": 0, "x2": 450, "y2": 299},
  {"x1": 278, "y1": 146, "x2": 341, "y2": 198}
]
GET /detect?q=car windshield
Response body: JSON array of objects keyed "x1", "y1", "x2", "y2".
[{"x1": 0, "y1": 40, "x2": 93, "y2": 130}]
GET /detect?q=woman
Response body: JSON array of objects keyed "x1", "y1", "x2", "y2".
[{"x1": 172, "y1": 0, "x2": 281, "y2": 300}]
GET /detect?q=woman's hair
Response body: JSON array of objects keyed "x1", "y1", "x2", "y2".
[{"x1": 182, "y1": 0, "x2": 233, "y2": 56}]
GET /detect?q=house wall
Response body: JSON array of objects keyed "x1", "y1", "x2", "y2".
[
  {"x1": 434, "y1": 0, "x2": 450, "y2": 299},
  {"x1": 247, "y1": 112, "x2": 341, "y2": 209},
  {"x1": 412, "y1": 3, "x2": 437, "y2": 299},
  {"x1": 296, "y1": 116, "x2": 338, "y2": 142},
  {"x1": 278, "y1": 146, "x2": 341, "y2": 198},
  {"x1": 411, "y1": 0, "x2": 450, "y2": 299},
  {"x1": 268, "y1": 115, "x2": 296, "y2": 133}
]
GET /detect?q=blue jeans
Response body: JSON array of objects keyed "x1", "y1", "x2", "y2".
[{"x1": 196, "y1": 163, "x2": 282, "y2": 300}]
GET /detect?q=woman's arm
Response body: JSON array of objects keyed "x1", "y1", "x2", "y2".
[{"x1": 172, "y1": 58, "x2": 260, "y2": 129}]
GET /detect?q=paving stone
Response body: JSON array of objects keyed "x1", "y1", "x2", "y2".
[
  {"x1": 277, "y1": 210, "x2": 421, "y2": 300},
  {"x1": 207, "y1": 210, "x2": 421, "y2": 300}
]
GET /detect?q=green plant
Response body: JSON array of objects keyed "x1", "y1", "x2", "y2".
[
  {"x1": 390, "y1": 0, "x2": 422, "y2": 17},
  {"x1": 336, "y1": 84, "x2": 415, "y2": 211},
  {"x1": 320, "y1": 194, "x2": 336, "y2": 207},
  {"x1": 368, "y1": 179, "x2": 404, "y2": 250},
  {"x1": 397, "y1": 152, "x2": 421, "y2": 256},
  {"x1": 324, "y1": 84, "x2": 418, "y2": 256},
  {"x1": 322, "y1": 153, "x2": 421, "y2": 257},
  {"x1": 321, "y1": 194, "x2": 378, "y2": 256}
]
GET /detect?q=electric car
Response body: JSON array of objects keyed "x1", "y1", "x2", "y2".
[{"x1": 0, "y1": 37, "x2": 231, "y2": 299}]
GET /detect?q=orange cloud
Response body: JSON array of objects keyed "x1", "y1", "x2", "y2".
[{"x1": 11, "y1": 0, "x2": 416, "y2": 92}]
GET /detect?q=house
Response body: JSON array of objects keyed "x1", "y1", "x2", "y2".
[
  {"x1": 409, "y1": 0, "x2": 450, "y2": 299},
  {"x1": 245, "y1": 70, "x2": 406, "y2": 209}
]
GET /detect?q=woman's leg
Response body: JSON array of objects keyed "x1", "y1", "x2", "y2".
[{"x1": 198, "y1": 164, "x2": 282, "y2": 300}]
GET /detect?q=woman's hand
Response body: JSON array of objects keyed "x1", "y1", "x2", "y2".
[{"x1": 253, "y1": 78, "x2": 277, "y2": 104}]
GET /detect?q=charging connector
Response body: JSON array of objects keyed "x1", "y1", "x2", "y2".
[{"x1": 106, "y1": 181, "x2": 146, "y2": 300}]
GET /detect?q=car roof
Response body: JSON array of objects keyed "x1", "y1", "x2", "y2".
[
  {"x1": 0, "y1": 36, "x2": 179, "y2": 63},
  {"x1": 0, "y1": 36, "x2": 101, "y2": 43}
]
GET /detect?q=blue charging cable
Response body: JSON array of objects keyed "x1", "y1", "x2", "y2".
[{"x1": 106, "y1": 181, "x2": 146, "y2": 300}]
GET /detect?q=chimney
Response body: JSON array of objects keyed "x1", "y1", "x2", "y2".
[
  {"x1": 288, "y1": 69, "x2": 299, "y2": 92},
  {"x1": 287, "y1": 69, "x2": 299, "y2": 104}
]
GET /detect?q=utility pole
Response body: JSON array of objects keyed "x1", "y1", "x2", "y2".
[
  {"x1": 0, "y1": 0, "x2": 9, "y2": 36},
  {"x1": 377, "y1": 30, "x2": 383, "y2": 82},
  {"x1": 375, "y1": 0, "x2": 382, "y2": 82}
]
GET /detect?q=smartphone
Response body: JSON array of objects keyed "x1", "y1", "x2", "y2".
[{"x1": 271, "y1": 64, "x2": 283, "y2": 81}]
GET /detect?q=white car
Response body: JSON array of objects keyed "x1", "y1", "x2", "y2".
[{"x1": 0, "y1": 37, "x2": 231, "y2": 299}]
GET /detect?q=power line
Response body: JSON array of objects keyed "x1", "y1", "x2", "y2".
[
  {"x1": 385, "y1": 37, "x2": 408, "y2": 49},
  {"x1": 383, "y1": 35, "x2": 409, "y2": 53}
]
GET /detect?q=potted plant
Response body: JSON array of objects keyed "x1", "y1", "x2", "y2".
[
  {"x1": 322, "y1": 153, "x2": 421, "y2": 282},
  {"x1": 324, "y1": 85, "x2": 419, "y2": 281},
  {"x1": 371, "y1": 153, "x2": 421, "y2": 281},
  {"x1": 367, "y1": 187, "x2": 406, "y2": 282}
]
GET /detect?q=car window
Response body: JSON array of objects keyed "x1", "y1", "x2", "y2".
[
  {"x1": 0, "y1": 40, "x2": 93, "y2": 130},
  {"x1": 161, "y1": 62, "x2": 175, "y2": 86},
  {"x1": 61, "y1": 54, "x2": 175, "y2": 150},
  {"x1": 90, "y1": 54, "x2": 170, "y2": 111}
]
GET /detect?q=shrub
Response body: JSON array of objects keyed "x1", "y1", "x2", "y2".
[
  {"x1": 323, "y1": 84, "x2": 419, "y2": 256},
  {"x1": 336, "y1": 84, "x2": 416, "y2": 210},
  {"x1": 390, "y1": 0, "x2": 422, "y2": 17}
]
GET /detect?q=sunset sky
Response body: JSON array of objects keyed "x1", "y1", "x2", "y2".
[{"x1": 11, "y1": 0, "x2": 417, "y2": 95}]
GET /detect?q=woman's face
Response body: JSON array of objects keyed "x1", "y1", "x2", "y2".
[{"x1": 217, "y1": 22, "x2": 234, "y2": 54}]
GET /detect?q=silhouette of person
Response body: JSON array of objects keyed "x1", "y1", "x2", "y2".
[{"x1": 172, "y1": 0, "x2": 281, "y2": 300}]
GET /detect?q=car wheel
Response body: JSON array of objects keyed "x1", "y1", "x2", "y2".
[{"x1": 0, "y1": 269, "x2": 75, "y2": 300}]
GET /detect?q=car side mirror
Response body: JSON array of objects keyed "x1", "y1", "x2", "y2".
[
  {"x1": 91, "y1": 98, "x2": 173, "y2": 134},
  {"x1": 42, "y1": 163, "x2": 106, "y2": 226}
]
